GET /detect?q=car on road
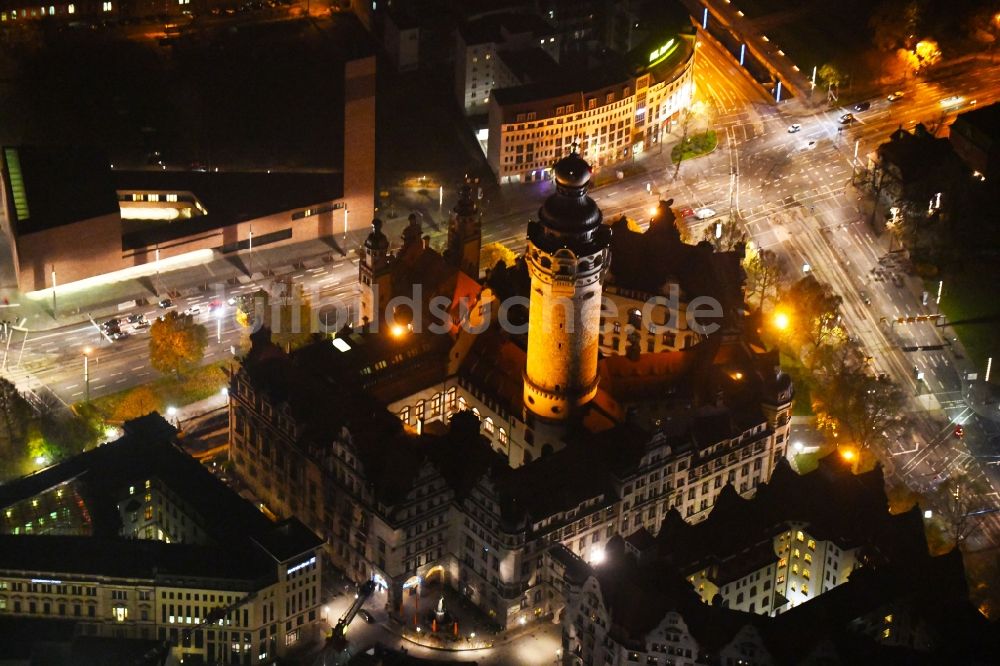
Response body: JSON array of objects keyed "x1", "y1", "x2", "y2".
[
  {"x1": 358, "y1": 609, "x2": 375, "y2": 624},
  {"x1": 804, "y1": 140, "x2": 817, "y2": 150},
  {"x1": 853, "y1": 101, "x2": 871, "y2": 112},
  {"x1": 839, "y1": 113, "x2": 855, "y2": 124},
  {"x1": 158, "y1": 298, "x2": 174, "y2": 309},
  {"x1": 183, "y1": 306, "x2": 202, "y2": 317},
  {"x1": 954, "y1": 425, "x2": 965, "y2": 439},
  {"x1": 695, "y1": 208, "x2": 716, "y2": 220},
  {"x1": 859, "y1": 290, "x2": 871, "y2": 305},
  {"x1": 887, "y1": 91, "x2": 904, "y2": 102},
  {"x1": 787, "y1": 123, "x2": 801, "y2": 133},
  {"x1": 110, "y1": 330, "x2": 130, "y2": 341}
]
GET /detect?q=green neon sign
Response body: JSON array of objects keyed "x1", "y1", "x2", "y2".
[{"x1": 648, "y1": 39, "x2": 678, "y2": 66}]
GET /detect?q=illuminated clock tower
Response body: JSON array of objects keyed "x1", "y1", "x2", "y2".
[{"x1": 523, "y1": 151, "x2": 611, "y2": 423}]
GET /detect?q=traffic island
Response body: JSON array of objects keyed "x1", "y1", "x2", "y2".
[{"x1": 670, "y1": 130, "x2": 719, "y2": 164}]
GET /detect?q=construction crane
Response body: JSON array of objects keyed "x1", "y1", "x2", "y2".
[{"x1": 328, "y1": 579, "x2": 377, "y2": 652}]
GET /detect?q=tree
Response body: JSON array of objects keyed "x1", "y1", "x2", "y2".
[
  {"x1": 480, "y1": 241, "x2": 518, "y2": 274},
  {"x1": 869, "y1": 0, "x2": 921, "y2": 53},
  {"x1": 113, "y1": 385, "x2": 161, "y2": 422},
  {"x1": 929, "y1": 473, "x2": 994, "y2": 548},
  {"x1": 149, "y1": 311, "x2": 208, "y2": 378},
  {"x1": 0, "y1": 377, "x2": 32, "y2": 453},
  {"x1": 701, "y1": 217, "x2": 746, "y2": 251},
  {"x1": 817, "y1": 63, "x2": 846, "y2": 102},
  {"x1": 743, "y1": 247, "x2": 787, "y2": 309},
  {"x1": 823, "y1": 369, "x2": 906, "y2": 451},
  {"x1": 780, "y1": 275, "x2": 846, "y2": 356},
  {"x1": 269, "y1": 280, "x2": 314, "y2": 351}
]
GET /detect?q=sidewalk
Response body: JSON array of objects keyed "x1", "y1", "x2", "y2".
[{"x1": 0, "y1": 233, "x2": 364, "y2": 334}]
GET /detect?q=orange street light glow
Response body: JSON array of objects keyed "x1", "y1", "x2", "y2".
[
  {"x1": 840, "y1": 448, "x2": 857, "y2": 462},
  {"x1": 773, "y1": 312, "x2": 790, "y2": 330},
  {"x1": 390, "y1": 324, "x2": 407, "y2": 338}
]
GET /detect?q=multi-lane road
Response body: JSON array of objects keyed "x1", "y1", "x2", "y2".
[{"x1": 3, "y1": 28, "x2": 1000, "y2": 544}]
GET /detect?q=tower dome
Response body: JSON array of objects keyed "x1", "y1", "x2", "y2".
[
  {"x1": 364, "y1": 219, "x2": 389, "y2": 251},
  {"x1": 536, "y1": 152, "x2": 603, "y2": 241},
  {"x1": 553, "y1": 151, "x2": 592, "y2": 192}
]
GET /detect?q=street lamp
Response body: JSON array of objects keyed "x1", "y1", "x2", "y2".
[
  {"x1": 82, "y1": 347, "x2": 92, "y2": 403},
  {"x1": 773, "y1": 311, "x2": 790, "y2": 331},
  {"x1": 166, "y1": 406, "x2": 178, "y2": 427}
]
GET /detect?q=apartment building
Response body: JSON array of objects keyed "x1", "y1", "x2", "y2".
[{"x1": 0, "y1": 414, "x2": 324, "y2": 663}]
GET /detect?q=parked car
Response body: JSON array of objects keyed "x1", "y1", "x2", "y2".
[
  {"x1": 954, "y1": 425, "x2": 965, "y2": 439},
  {"x1": 839, "y1": 113, "x2": 855, "y2": 124},
  {"x1": 853, "y1": 101, "x2": 871, "y2": 112},
  {"x1": 158, "y1": 298, "x2": 174, "y2": 309},
  {"x1": 859, "y1": 290, "x2": 871, "y2": 305},
  {"x1": 787, "y1": 123, "x2": 802, "y2": 133},
  {"x1": 101, "y1": 318, "x2": 122, "y2": 331},
  {"x1": 695, "y1": 207, "x2": 716, "y2": 220},
  {"x1": 887, "y1": 91, "x2": 904, "y2": 102},
  {"x1": 183, "y1": 306, "x2": 202, "y2": 317}
]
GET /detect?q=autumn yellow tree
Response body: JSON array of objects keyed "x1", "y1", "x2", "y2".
[
  {"x1": 149, "y1": 311, "x2": 208, "y2": 378},
  {"x1": 480, "y1": 242, "x2": 518, "y2": 274},
  {"x1": 113, "y1": 385, "x2": 162, "y2": 422}
]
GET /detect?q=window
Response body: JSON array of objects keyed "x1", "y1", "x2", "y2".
[
  {"x1": 796, "y1": 530, "x2": 805, "y2": 542},
  {"x1": 113, "y1": 606, "x2": 128, "y2": 622},
  {"x1": 101, "y1": 0, "x2": 111, "y2": 10}
]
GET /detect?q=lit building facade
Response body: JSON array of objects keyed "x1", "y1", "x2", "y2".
[
  {"x1": 0, "y1": 415, "x2": 324, "y2": 663},
  {"x1": 229, "y1": 154, "x2": 796, "y2": 632},
  {"x1": 487, "y1": 35, "x2": 695, "y2": 183}
]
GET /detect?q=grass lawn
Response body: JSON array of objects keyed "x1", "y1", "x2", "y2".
[
  {"x1": 931, "y1": 264, "x2": 1000, "y2": 374},
  {"x1": 671, "y1": 130, "x2": 717, "y2": 164},
  {"x1": 87, "y1": 362, "x2": 229, "y2": 423}
]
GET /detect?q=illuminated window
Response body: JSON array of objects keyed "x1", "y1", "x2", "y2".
[
  {"x1": 885, "y1": 614, "x2": 893, "y2": 624},
  {"x1": 801, "y1": 569, "x2": 810, "y2": 580},
  {"x1": 113, "y1": 606, "x2": 128, "y2": 622},
  {"x1": 808, "y1": 539, "x2": 816, "y2": 550},
  {"x1": 101, "y1": 1, "x2": 111, "y2": 10},
  {"x1": 144, "y1": 506, "x2": 153, "y2": 520},
  {"x1": 483, "y1": 417, "x2": 495, "y2": 435},
  {"x1": 68, "y1": 4, "x2": 74, "y2": 12},
  {"x1": 801, "y1": 583, "x2": 808, "y2": 594},
  {"x1": 776, "y1": 575, "x2": 784, "y2": 584},
  {"x1": 804, "y1": 553, "x2": 812, "y2": 564},
  {"x1": 882, "y1": 628, "x2": 891, "y2": 639},
  {"x1": 792, "y1": 564, "x2": 798, "y2": 574},
  {"x1": 793, "y1": 548, "x2": 800, "y2": 559},
  {"x1": 778, "y1": 558, "x2": 787, "y2": 568},
  {"x1": 498, "y1": 428, "x2": 508, "y2": 445},
  {"x1": 796, "y1": 530, "x2": 805, "y2": 542}
]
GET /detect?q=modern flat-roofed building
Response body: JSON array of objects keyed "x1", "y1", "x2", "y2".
[
  {"x1": 0, "y1": 56, "x2": 375, "y2": 294},
  {"x1": 487, "y1": 33, "x2": 695, "y2": 183},
  {"x1": 0, "y1": 413, "x2": 324, "y2": 663},
  {"x1": 454, "y1": 12, "x2": 561, "y2": 117}
]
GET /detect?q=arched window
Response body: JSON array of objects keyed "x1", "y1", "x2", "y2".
[
  {"x1": 398, "y1": 406, "x2": 411, "y2": 425},
  {"x1": 458, "y1": 396, "x2": 467, "y2": 412},
  {"x1": 483, "y1": 417, "x2": 495, "y2": 435},
  {"x1": 498, "y1": 428, "x2": 508, "y2": 446},
  {"x1": 472, "y1": 407, "x2": 481, "y2": 420},
  {"x1": 446, "y1": 387, "x2": 457, "y2": 413},
  {"x1": 415, "y1": 400, "x2": 426, "y2": 421}
]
